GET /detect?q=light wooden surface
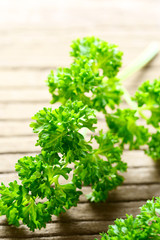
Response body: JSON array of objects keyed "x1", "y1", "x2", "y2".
[{"x1": 0, "y1": 0, "x2": 160, "y2": 239}]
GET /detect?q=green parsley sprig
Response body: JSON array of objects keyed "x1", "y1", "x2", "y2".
[
  {"x1": 95, "y1": 197, "x2": 160, "y2": 239},
  {"x1": 0, "y1": 36, "x2": 159, "y2": 232},
  {"x1": 0, "y1": 101, "x2": 126, "y2": 231},
  {"x1": 47, "y1": 36, "x2": 160, "y2": 159}
]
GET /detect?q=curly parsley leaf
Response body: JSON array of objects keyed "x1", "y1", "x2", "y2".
[
  {"x1": 95, "y1": 197, "x2": 160, "y2": 240},
  {"x1": 47, "y1": 37, "x2": 123, "y2": 112},
  {"x1": 0, "y1": 101, "x2": 126, "y2": 231},
  {"x1": 73, "y1": 131, "x2": 127, "y2": 202},
  {"x1": 133, "y1": 79, "x2": 160, "y2": 128},
  {"x1": 106, "y1": 109, "x2": 149, "y2": 149},
  {"x1": 146, "y1": 131, "x2": 160, "y2": 160},
  {"x1": 70, "y1": 36, "x2": 123, "y2": 78},
  {"x1": 30, "y1": 100, "x2": 96, "y2": 153}
]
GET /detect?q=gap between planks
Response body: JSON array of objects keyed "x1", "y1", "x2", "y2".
[
  {"x1": 0, "y1": 150, "x2": 155, "y2": 171},
  {"x1": 0, "y1": 101, "x2": 155, "y2": 121},
  {"x1": 0, "y1": 135, "x2": 152, "y2": 153},
  {"x1": 0, "y1": 236, "x2": 99, "y2": 240},
  {"x1": 0, "y1": 221, "x2": 114, "y2": 238},
  {"x1": 0, "y1": 201, "x2": 146, "y2": 225},
  {"x1": 1, "y1": 166, "x2": 160, "y2": 185}
]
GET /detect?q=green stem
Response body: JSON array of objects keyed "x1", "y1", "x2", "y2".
[
  {"x1": 118, "y1": 42, "x2": 159, "y2": 120},
  {"x1": 121, "y1": 86, "x2": 149, "y2": 121},
  {"x1": 118, "y1": 42, "x2": 160, "y2": 81},
  {"x1": 121, "y1": 86, "x2": 137, "y2": 109},
  {"x1": 52, "y1": 162, "x2": 69, "y2": 186}
]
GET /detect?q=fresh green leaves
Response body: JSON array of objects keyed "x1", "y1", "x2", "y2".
[
  {"x1": 47, "y1": 37, "x2": 160, "y2": 159},
  {"x1": 73, "y1": 131, "x2": 127, "y2": 202},
  {"x1": 106, "y1": 109, "x2": 149, "y2": 149},
  {"x1": 131, "y1": 79, "x2": 160, "y2": 159},
  {"x1": 47, "y1": 58, "x2": 103, "y2": 106},
  {"x1": 146, "y1": 131, "x2": 160, "y2": 160},
  {"x1": 70, "y1": 36, "x2": 123, "y2": 78},
  {"x1": 30, "y1": 100, "x2": 96, "y2": 153},
  {"x1": 1, "y1": 36, "x2": 160, "y2": 232},
  {"x1": 0, "y1": 101, "x2": 126, "y2": 231},
  {"x1": 133, "y1": 79, "x2": 160, "y2": 128},
  {"x1": 47, "y1": 37, "x2": 123, "y2": 113},
  {"x1": 95, "y1": 197, "x2": 160, "y2": 240}
]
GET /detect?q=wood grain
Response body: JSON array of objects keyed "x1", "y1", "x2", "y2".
[
  {"x1": 0, "y1": 237, "x2": 99, "y2": 240},
  {"x1": 1, "y1": 165, "x2": 160, "y2": 186},
  {"x1": 0, "y1": 150, "x2": 154, "y2": 173},
  {"x1": 0, "y1": 0, "x2": 160, "y2": 239},
  {"x1": 0, "y1": 68, "x2": 159, "y2": 102},
  {"x1": 0, "y1": 221, "x2": 111, "y2": 238}
]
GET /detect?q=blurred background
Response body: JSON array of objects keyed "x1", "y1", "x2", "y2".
[
  {"x1": 0, "y1": 0, "x2": 159, "y2": 117},
  {"x1": 0, "y1": 0, "x2": 159, "y2": 84}
]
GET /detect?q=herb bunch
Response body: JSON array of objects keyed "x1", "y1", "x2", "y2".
[
  {"x1": 47, "y1": 37, "x2": 160, "y2": 158},
  {"x1": 0, "y1": 36, "x2": 159, "y2": 232},
  {"x1": 95, "y1": 197, "x2": 160, "y2": 240},
  {"x1": 0, "y1": 101, "x2": 126, "y2": 231}
]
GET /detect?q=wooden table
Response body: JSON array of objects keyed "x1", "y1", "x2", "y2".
[{"x1": 0, "y1": 0, "x2": 160, "y2": 239}]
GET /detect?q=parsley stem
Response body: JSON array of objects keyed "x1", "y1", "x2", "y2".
[
  {"x1": 121, "y1": 87, "x2": 150, "y2": 120},
  {"x1": 121, "y1": 86, "x2": 137, "y2": 109},
  {"x1": 118, "y1": 42, "x2": 159, "y2": 120},
  {"x1": 118, "y1": 42, "x2": 160, "y2": 81}
]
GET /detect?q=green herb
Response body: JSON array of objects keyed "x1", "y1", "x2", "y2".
[
  {"x1": 47, "y1": 37, "x2": 123, "y2": 113},
  {"x1": 95, "y1": 197, "x2": 160, "y2": 240},
  {"x1": 133, "y1": 79, "x2": 160, "y2": 128},
  {"x1": 146, "y1": 131, "x2": 160, "y2": 160},
  {"x1": 0, "y1": 37, "x2": 159, "y2": 231},
  {"x1": 47, "y1": 36, "x2": 160, "y2": 159},
  {"x1": 0, "y1": 101, "x2": 126, "y2": 231},
  {"x1": 106, "y1": 109, "x2": 150, "y2": 149}
]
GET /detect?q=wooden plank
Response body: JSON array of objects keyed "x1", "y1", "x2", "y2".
[
  {"x1": 0, "y1": 66, "x2": 158, "y2": 89},
  {"x1": 0, "y1": 70, "x2": 50, "y2": 87},
  {"x1": 0, "y1": 201, "x2": 143, "y2": 225},
  {"x1": 0, "y1": 29, "x2": 160, "y2": 39},
  {"x1": 0, "y1": 170, "x2": 158, "y2": 202},
  {"x1": 0, "y1": 133, "x2": 151, "y2": 153},
  {"x1": 0, "y1": 121, "x2": 33, "y2": 137},
  {"x1": 0, "y1": 202, "x2": 144, "y2": 237},
  {"x1": 0, "y1": 89, "x2": 50, "y2": 103},
  {"x1": 0, "y1": 0, "x2": 159, "y2": 30},
  {"x1": 71, "y1": 184, "x2": 160, "y2": 203},
  {"x1": 0, "y1": 103, "x2": 59, "y2": 120},
  {"x1": 0, "y1": 116, "x2": 152, "y2": 137},
  {"x1": 0, "y1": 236, "x2": 99, "y2": 240},
  {"x1": 0, "y1": 41, "x2": 159, "y2": 69},
  {"x1": 0, "y1": 24, "x2": 159, "y2": 69},
  {"x1": 0, "y1": 68, "x2": 158, "y2": 102},
  {"x1": 0, "y1": 137, "x2": 39, "y2": 153},
  {"x1": 0, "y1": 101, "x2": 155, "y2": 120},
  {"x1": 0, "y1": 150, "x2": 154, "y2": 173},
  {"x1": 0, "y1": 103, "x2": 110, "y2": 120},
  {"x1": 1, "y1": 163, "x2": 160, "y2": 186},
  {"x1": 0, "y1": 221, "x2": 112, "y2": 237},
  {"x1": 0, "y1": 153, "x2": 38, "y2": 172},
  {"x1": 101, "y1": 184, "x2": 160, "y2": 203}
]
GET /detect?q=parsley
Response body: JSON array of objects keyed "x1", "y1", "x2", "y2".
[
  {"x1": 146, "y1": 131, "x2": 160, "y2": 160},
  {"x1": 0, "y1": 101, "x2": 126, "y2": 231},
  {"x1": 47, "y1": 37, "x2": 160, "y2": 158},
  {"x1": 0, "y1": 37, "x2": 159, "y2": 231},
  {"x1": 133, "y1": 79, "x2": 160, "y2": 128},
  {"x1": 95, "y1": 197, "x2": 160, "y2": 240},
  {"x1": 106, "y1": 109, "x2": 149, "y2": 149},
  {"x1": 47, "y1": 37, "x2": 123, "y2": 113}
]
